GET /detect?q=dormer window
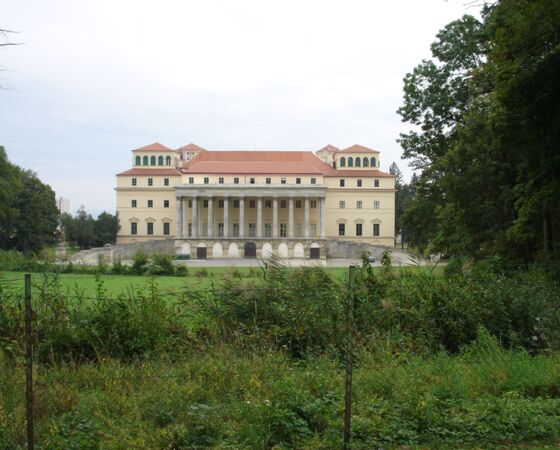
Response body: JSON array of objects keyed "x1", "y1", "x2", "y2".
[
  {"x1": 355, "y1": 157, "x2": 361, "y2": 167},
  {"x1": 348, "y1": 157, "x2": 354, "y2": 167},
  {"x1": 340, "y1": 157, "x2": 346, "y2": 167},
  {"x1": 371, "y1": 157, "x2": 376, "y2": 167}
]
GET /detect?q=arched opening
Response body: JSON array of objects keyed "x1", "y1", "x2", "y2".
[
  {"x1": 165, "y1": 156, "x2": 171, "y2": 166},
  {"x1": 277, "y1": 243, "x2": 289, "y2": 258},
  {"x1": 348, "y1": 157, "x2": 354, "y2": 167},
  {"x1": 180, "y1": 242, "x2": 191, "y2": 255},
  {"x1": 293, "y1": 243, "x2": 304, "y2": 258},
  {"x1": 244, "y1": 242, "x2": 257, "y2": 258},
  {"x1": 363, "y1": 158, "x2": 369, "y2": 167},
  {"x1": 262, "y1": 243, "x2": 273, "y2": 258},
  {"x1": 158, "y1": 156, "x2": 164, "y2": 166},
  {"x1": 143, "y1": 156, "x2": 149, "y2": 165},
  {"x1": 228, "y1": 242, "x2": 239, "y2": 258},
  {"x1": 340, "y1": 157, "x2": 346, "y2": 167},
  {"x1": 212, "y1": 242, "x2": 223, "y2": 257},
  {"x1": 355, "y1": 157, "x2": 361, "y2": 167},
  {"x1": 196, "y1": 242, "x2": 207, "y2": 259},
  {"x1": 310, "y1": 242, "x2": 321, "y2": 259},
  {"x1": 370, "y1": 157, "x2": 376, "y2": 167},
  {"x1": 135, "y1": 155, "x2": 141, "y2": 165},
  {"x1": 150, "y1": 156, "x2": 156, "y2": 166}
]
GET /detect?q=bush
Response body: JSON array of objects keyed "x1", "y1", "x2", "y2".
[{"x1": 131, "y1": 251, "x2": 149, "y2": 275}]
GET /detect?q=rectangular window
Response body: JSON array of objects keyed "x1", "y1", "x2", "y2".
[
  {"x1": 280, "y1": 200, "x2": 287, "y2": 208},
  {"x1": 204, "y1": 177, "x2": 209, "y2": 184},
  {"x1": 147, "y1": 222, "x2": 154, "y2": 235},
  {"x1": 339, "y1": 201, "x2": 345, "y2": 209},
  {"x1": 164, "y1": 200, "x2": 169, "y2": 208},
  {"x1": 295, "y1": 200, "x2": 302, "y2": 208},
  {"x1": 234, "y1": 177, "x2": 239, "y2": 184},
  {"x1": 233, "y1": 223, "x2": 239, "y2": 237},
  {"x1": 148, "y1": 178, "x2": 153, "y2": 186},
  {"x1": 249, "y1": 223, "x2": 256, "y2": 237},
  {"x1": 357, "y1": 179, "x2": 362, "y2": 187},
  {"x1": 310, "y1": 223, "x2": 317, "y2": 237},
  {"x1": 374, "y1": 201, "x2": 380, "y2": 209},
  {"x1": 203, "y1": 200, "x2": 208, "y2": 208},
  {"x1": 250, "y1": 177, "x2": 255, "y2": 184},
  {"x1": 295, "y1": 223, "x2": 302, "y2": 237},
  {"x1": 188, "y1": 223, "x2": 192, "y2": 237},
  {"x1": 163, "y1": 222, "x2": 170, "y2": 235},
  {"x1": 189, "y1": 177, "x2": 194, "y2": 184},
  {"x1": 356, "y1": 223, "x2": 362, "y2": 236},
  {"x1": 339, "y1": 179, "x2": 345, "y2": 187},
  {"x1": 218, "y1": 223, "x2": 224, "y2": 237},
  {"x1": 249, "y1": 200, "x2": 256, "y2": 208},
  {"x1": 218, "y1": 200, "x2": 224, "y2": 208},
  {"x1": 131, "y1": 200, "x2": 137, "y2": 208},
  {"x1": 188, "y1": 200, "x2": 193, "y2": 208},
  {"x1": 281, "y1": 178, "x2": 287, "y2": 184},
  {"x1": 311, "y1": 177, "x2": 316, "y2": 185},
  {"x1": 164, "y1": 178, "x2": 169, "y2": 186},
  {"x1": 310, "y1": 200, "x2": 317, "y2": 209},
  {"x1": 357, "y1": 200, "x2": 362, "y2": 209},
  {"x1": 219, "y1": 177, "x2": 224, "y2": 184},
  {"x1": 265, "y1": 223, "x2": 272, "y2": 238},
  {"x1": 233, "y1": 200, "x2": 240, "y2": 208},
  {"x1": 374, "y1": 179, "x2": 380, "y2": 187},
  {"x1": 296, "y1": 177, "x2": 301, "y2": 185},
  {"x1": 131, "y1": 222, "x2": 137, "y2": 235},
  {"x1": 265, "y1": 200, "x2": 272, "y2": 209},
  {"x1": 338, "y1": 223, "x2": 345, "y2": 236},
  {"x1": 132, "y1": 178, "x2": 137, "y2": 186},
  {"x1": 266, "y1": 177, "x2": 271, "y2": 184},
  {"x1": 147, "y1": 200, "x2": 153, "y2": 208},
  {"x1": 280, "y1": 223, "x2": 287, "y2": 237},
  {"x1": 373, "y1": 223, "x2": 380, "y2": 236}
]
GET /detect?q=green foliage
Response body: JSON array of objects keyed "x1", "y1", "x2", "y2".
[{"x1": 60, "y1": 207, "x2": 120, "y2": 249}]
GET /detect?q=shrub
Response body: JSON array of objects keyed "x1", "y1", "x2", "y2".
[{"x1": 131, "y1": 251, "x2": 149, "y2": 275}]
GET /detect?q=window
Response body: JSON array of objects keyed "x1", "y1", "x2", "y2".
[
  {"x1": 340, "y1": 157, "x2": 346, "y2": 167},
  {"x1": 265, "y1": 200, "x2": 272, "y2": 209},
  {"x1": 310, "y1": 200, "x2": 317, "y2": 208},
  {"x1": 250, "y1": 177, "x2": 255, "y2": 184},
  {"x1": 296, "y1": 177, "x2": 301, "y2": 185},
  {"x1": 189, "y1": 177, "x2": 194, "y2": 184},
  {"x1": 188, "y1": 200, "x2": 192, "y2": 208},
  {"x1": 249, "y1": 200, "x2": 256, "y2": 208},
  {"x1": 281, "y1": 178, "x2": 286, "y2": 184},
  {"x1": 148, "y1": 200, "x2": 153, "y2": 208},
  {"x1": 265, "y1": 223, "x2": 272, "y2": 238},
  {"x1": 310, "y1": 177, "x2": 316, "y2": 184},
  {"x1": 218, "y1": 223, "x2": 224, "y2": 237},
  {"x1": 204, "y1": 177, "x2": 209, "y2": 184},
  {"x1": 132, "y1": 178, "x2": 137, "y2": 186},
  {"x1": 266, "y1": 177, "x2": 271, "y2": 184},
  {"x1": 164, "y1": 200, "x2": 169, "y2": 208},
  {"x1": 219, "y1": 177, "x2": 224, "y2": 184},
  {"x1": 356, "y1": 157, "x2": 362, "y2": 167},
  {"x1": 218, "y1": 200, "x2": 224, "y2": 208},
  {"x1": 147, "y1": 222, "x2": 154, "y2": 235},
  {"x1": 357, "y1": 179, "x2": 362, "y2": 187},
  {"x1": 348, "y1": 157, "x2": 354, "y2": 167},
  {"x1": 357, "y1": 200, "x2": 362, "y2": 209},
  {"x1": 280, "y1": 200, "x2": 287, "y2": 208},
  {"x1": 131, "y1": 222, "x2": 137, "y2": 235},
  {"x1": 338, "y1": 223, "x2": 345, "y2": 236},
  {"x1": 340, "y1": 179, "x2": 345, "y2": 187},
  {"x1": 371, "y1": 157, "x2": 376, "y2": 167},
  {"x1": 295, "y1": 223, "x2": 302, "y2": 237},
  {"x1": 339, "y1": 201, "x2": 345, "y2": 209},
  {"x1": 150, "y1": 156, "x2": 156, "y2": 166},
  {"x1": 203, "y1": 200, "x2": 208, "y2": 208},
  {"x1": 374, "y1": 179, "x2": 380, "y2": 187},
  {"x1": 188, "y1": 223, "x2": 192, "y2": 237},
  {"x1": 148, "y1": 178, "x2": 153, "y2": 186},
  {"x1": 310, "y1": 223, "x2": 317, "y2": 237},
  {"x1": 135, "y1": 155, "x2": 141, "y2": 165},
  {"x1": 163, "y1": 222, "x2": 170, "y2": 235},
  {"x1": 143, "y1": 156, "x2": 149, "y2": 165},
  {"x1": 373, "y1": 223, "x2": 380, "y2": 236},
  {"x1": 233, "y1": 223, "x2": 239, "y2": 237},
  {"x1": 158, "y1": 156, "x2": 164, "y2": 166},
  {"x1": 164, "y1": 178, "x2": 169, "y2": 186},
  {"x1": 356, "y1": 223, "x2": 362, "y2": 236},
  {"x1": 249, "y1": 223, "x2": 256, "y2": 237},
  {"x1": 233, "y1": 200, "x2": 240, "y2": 208},
  {"x1": 131, "y1": 200, "x2": 137, "y2": 208},
  {"x1": 374, "y1": 201, "x2": 380, "y2": 209},
  {"x1": 363, "y1": 158, "x2": 369, "y2": 167},
  {"x1": 234, "y1": 177, "x2": 239, "y2": 184},
  {"x1": 280, "y1": 223, "x2": 287, "y2": 237},
  {"x1": 295, "y1": 200, "x2": 302, "y2": 208},
  {"x1": 165, "y1": 156, "x2": 171, "y2": 165}
]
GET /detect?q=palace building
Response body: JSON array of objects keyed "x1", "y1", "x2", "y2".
[{"x1": 115, "y1": 143, "x2": 395, "y2": 259}]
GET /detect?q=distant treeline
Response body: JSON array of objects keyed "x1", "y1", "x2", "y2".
[{"x1": 59, "y1": 207, "x2": 119, "y2": 249}]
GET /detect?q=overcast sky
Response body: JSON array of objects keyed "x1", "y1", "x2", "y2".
[{"x1": 1, "y1": 0, "x2": 474, "y2": 215}]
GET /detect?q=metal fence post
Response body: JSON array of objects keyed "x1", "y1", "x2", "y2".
[
  {"x1": 343, "y1": 266, "x2": 356, "y2": 450},
  {"x1": 24, "y1": 274, "x2": 34, "y2": 450}
]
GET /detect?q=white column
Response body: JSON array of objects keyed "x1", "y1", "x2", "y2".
[
  {"x1": 288, "y1": 197, "x2": 294, "y2": 239},
  {"x1": 192, "y1": 196, "x2": 198, "y2": 238},
  {"x1": 257, "y1": 197, "x2": 263, "y2": 238},
  {"x1": 224, "y1": 197, "x2": 229, "y2": 238},
  {"x1": 176, "y1": 195, "x2": 183, "y2": 238},
  {"x1": 239, "y1": 196, "x2": 245, "y2": 238},
  {"x1": 320, "y1": 197, "x2": 326, "y2": 239},
  {"x1": 304, "y1": 197, "x2": 310, "y2": 239},
  {"x1": 272, "y1": 197, "x2": 278, "y2": 238},
  {"x1": 207, "y1": 197, "x2": 213, "y2": 238}
]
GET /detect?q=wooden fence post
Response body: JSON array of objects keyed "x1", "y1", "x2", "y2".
[{"x1": 343, "y1": 266, "x2": 356, "y2": 450}]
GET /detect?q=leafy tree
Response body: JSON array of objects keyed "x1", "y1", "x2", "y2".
[{"x1": 93, "y1": 212, "x2": 120, "y2": 246}]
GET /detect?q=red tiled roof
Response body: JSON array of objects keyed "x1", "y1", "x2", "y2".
[
  {"x1": 317, "y1": 144, "x2": 340, "y2": 153},
  {"x1": 132, "y1": 142, "x2": 173, "y2": 152},
  {"x1": 117, "y1": 168, "x2": 182, "y2": 176},
  {"x1": 339, "y1": 144, "x2": 379, "y2": 154},
  {"x1": 176, "y1": 143, "x2": 206, "y2": 152}
]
